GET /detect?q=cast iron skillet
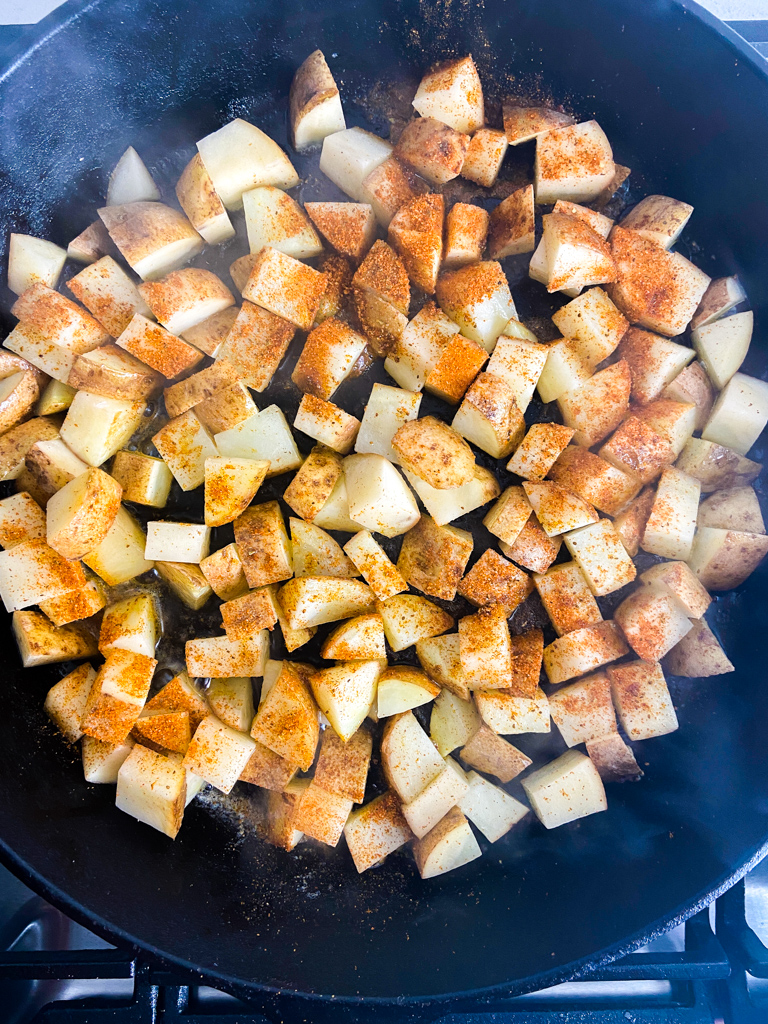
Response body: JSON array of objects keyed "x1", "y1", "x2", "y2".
[{"x1": 0, "y1": 0, "x2": 768, "y2": 1016}]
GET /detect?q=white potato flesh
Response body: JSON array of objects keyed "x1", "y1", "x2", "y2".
[
  {"x1": 564, "y1": 519, "x2": 636, "y2": 597},
  {"x1": 412, "y1": 56, "x2": 484, "y2": 133},
  {"x1": 290, "y1": 50, "x2": 346, "y2": 151},
  {"x1": 0, "y1": 492, "x2": 46, "y2": 549},
  {"x1": 459, "y1": 608, "x2": 513, "y2": 690},
  {"x1": 46, "y1": 467, "x2": 122, "y2": 560},
  {"x1": 430, "y1": 688, "x2": 480, "y2": 756},
  {"x1": 68, "y1": 255, "x2": 153, "y2": 338},
  {"x1": 640, "y1": 560, "x2": 711, "y2": 619},
  {"x1": 548, "y1": 672, "x2": 617, "y2": 747},
  {"x1": 319, "y1": 127, "x2": 393, "y2": 202},
  {"x1": 642, "y1": 467, "x2": 701, "y2": 561},
  {"x1": 384, "y1": 302, "x2": 459, "y2": 392},
  {"x1": 413, "y1": 806, "x2": 481, "y2": 879},
  {"x1": 608, "y1": 660, "x2": 679, "y2": 740},
  {"x1": 37, "y1": 379, "x2": 77, "y2": 417},
  {"x1": 279, "y1": 577, "x2": 375, "y2": 630},
  {"x1": 145, "y1": 522, "x2": 210, "y2": 564},
  {"x1": 107, "y1": 147, "x2": 160, "y2": 206},
  {"x1": 474, "y1": 687, "x2": 550, "y2": 735},
  {"x1": 243, "y1": 186, "x2": 323, "y2": 259},
  {"x1": 343, "y1": 530, "x2": 408, "y2": 601},
  {"x1": 13, "y1": 609, "x2": 97, "y2": 667},
  {"x1": 139, "y1": 268, "x2": 234, "y2": 338},
  {"x1": 618, "y1": 327, "x2": 695, "y2": 405},
  {"x1": 343, "y1": 453, "x2": 420, "y2": 538},
  {"x1": 381, "y1": 711, "x2": 446, "y2": 803},
  {"x1": 207, "y1": 677, "x2": 254, "y2": 733},
  {"x1": 186, "y1": 632, "x2": 268, "y2": 679},
  {"x1": 84, "y1": 505, "x2": 153, "y2": 586},
  {"x1": 458, "y1": 771, "x2": 529, "y2": 843},
  {"x1": 687, "y1": 526, "x2": 768, "y2": 591},
  {"x1": 522, "y1": 749, "x2": 607, "y2": 829},
  {"x1": 3, "y1": 323, "x2": 76, "y2": 384},
  {"x1": 402, "y1": 760, "x2": 469, "y2": 839},
  {"x1": 116, "y1": 744, "x2": 185, "y2": 838},
  {"x1": 293, "y1": 395, "x2": 360, "y2": 455},
  {"x1": 215, "y1": 406, "x2": 301, "y2": 478},
  {"x1": 61, "y1": 392, "x2": 145, "y2": 469},
  {"x1": 8, "y1": 234, "x2": 67, "y2": 296},
  {"x1": 344, "y1": 791, "x2": 413, "y2": 873},
  {"x1": 485, "y1": 337, "x2": 548, "y2": 414},
  {"x1": 691, "y1": 275, "x2": 746, "y2": 330},
  {"x1": 551, "y1": 287, "x2": 628, "y2": 365},
  {"x1": 462, "y1": 130, "x2": 508, "y2": 189},
  {"x1": 416, "y1": 633, "x2": 470, "y2": 701},
  {"x1": 620, "y1": 194, "x2": 693, "y2": 248},
  {"x1": 542, "y1": 621, "x2": 628, "y2": 685},
  {"x1": 537, "y1": 339, "x2": 592, "y2": 404},
  {"x1": 99, "y1": 594, "x2": 158, "y2": 659},
  {"x1": 44, "y1": 663, "x2": 97, "y2": 744},
  {"x1": 311, "y1": 660, "x2": 383, "y2": 741},
  {"x1": 522, "y1": 480, "x2": 598, "y2": 537},
  {"x1": 99, "y1": 202, "x2": 203, "y2": 282},
  {"x1": 312, "y1": 475, "x2": 363, "y2": 533},
  {"x1": 675, "y1": 437, "x2": 762, "y2": 494},
  {"x1": 403, "y1": 466, "x2": 500, "y2": 527},
  {"x1": 183, "y1": 714, "x2": 256, "y2": 793},
  {"x1": 290, "y1": 518, "x2": 357, "y2": 578},
  {"x1": 697, "y1": 486, "x2": 765, "y2": 534},
  {"x1": 613, "y1": 584, "x2": 693, "y2": 661},
  {"x1": 0, "y1": 538, "x2": 86, "y2": 612},
  {"x1": 196, "y1": 118, "x2": 299, "y2": 210},
  {"x1": 321, "y1": 612, "x2": 387, "y2": 661},
  {"x1": 175, "y1": 153, "x2": 236, "y2": 245},
  {"x1": 377, "y1": 667, "x2": 439, "y2": 718},
  {"x1": 83, "y1": 735, "x2": 135, "y2": 783},
  {"x1": 535, "y1": 121, "x2": 615, "y2": 204},
  {"x1": 436, "y1": 261, "x2": 517, "y2": 352},
  {"x1": 692, "y1": 311, "x2": 753, "y2": 390},
  {"x1": 354, "y1": 383, "x2": 421, "y2": 463},
  {"x1": 377, "y1": 594, "x2": 453, "y2": 652},
  {"x1": 204, "y1": 457, "x2": 268, "y2": 529}
]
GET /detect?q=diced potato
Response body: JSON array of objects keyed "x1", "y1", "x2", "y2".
[
  {"x1": 443, "y1": 203, "x2": 489, "y2": 267},
  {"x1": 394, "y1": 117, "x2": 470, "y2": 186},
  {"x1": 66, "y1": 256, "x2": 152, "y2": 337},
  {"x1": 155, "y1": 561, "x2": 213, "y2": 610},
  {"x1": 639, "y1": 560, "x2": 711, "y2": 619},
  {"x1": 193, "y1": 383, "x2": 255, "y2": 438},
  {"x1": 387, "y1": 193, "x2": 444, "y2": 294},
  {"x1": 404, "y1": 465, "x2": 500, "y2": 528},
  {"x1": 69, "y1": 346, "x2": 162, "y2": 403},
  {"x1": 642, "y1": 467, "x2": 700, "y2": 561},
  {"x1": 214, "y1": 302, "x2": 295, "y2": 393},
  {"x1": 241, "y1": 246, "x2": 327, "y2": 330},
  {"x1": 186, "y1": 632, "x2": 267, "y2": 679},
  {"x1": 145, "y1": 670, "x2": 210, "y2": 732},
  {"x1": 522, "y1": 749, "x2": 607, "y2": 829},
  {"x1": 613, "y1": 584, "x2": 693, "y2": 661},
  {"x1": 587, "y1": 731, "x2": 643, "y2": 782},
  {"x1": 206, "y1": 677, "x2": 254, "y2": 733},
  {"x1": 452, "y1": 372, "x2": 525, "y2": 459},
  {"x1": 343, "y1": 453, "x2": 420, "y2": 537},
  {"x1": 84, "y1": 505, "x2": 154, "y2": 586},
  {"x1": 199, "y1": 543, "x2": 248, "y2": 601},
  {"x1": 319, "y1": 127, "x2": 393, "y2": 203},
  {"x1": 196, "y1": 117, "x2": 299, "y2": 210},
  {"x1": 240, "y1": 741, "x2": 298, "y2": 793},
  {"x1": 380, "y1": 710, "x2": 445, "y2": 802},
  {"x1": 345, "y1": 790, "x2": 413, "y2": 872},
  {"x1": 0, "y1": 537, "x2": 86, "y2": 612},
  {"x1": 305, "y1": 202, "x2": 376, "y2": 263},
  {"x1": 412, "y1": 55, "x2": 484, "y2": 133},
  {"x1": 99, "y1": 593, "x2": 158, "y2": 659},
  {"x1": 691, "y1": 275, "x2": 747, "y2": 330},
  {"x1": 80, "y1": 649, "x2": 157, "y2": 744},
  {"x1": 264, "y1": 780, "x2": 306, "y2": 849},
  {"x1": 183, "y1": 714, "x2": 256, "y2": 794},
  {"x1": 664, "y1": 617, "x2": 734, "y2": 677},
  {"x1": 243, "y1": 185, "x2": 322, "y2": 259},
  {"x1": 675, "y1": 437, "x2": 761, "y2": 493},
  {"x1": 424, "y1": 333, "x2": 489, "y2": 403},
  {"x1": 383, "y1": 301, "x2": 457, "y2": 392},
  {"x1": 321, "y1": 613, "x2": 387, "y2": 661},
  {"x1": 132, "y1": 708, "x2": 192, "y2": 756},
  {"x1": 534, "y1": 561, "x2": 602, "y2": 637},
  {"x1": 608, "y1": 660, "x2": 678, "y2": 740},
  {"x1": 360, "y1": 155, "x2": 430, "y2": 228},
  {"x1": 459, "y1": 722, "x2": 531, "y2": 782},
  {"x1": 634, "y1": 398, "x2": 697, "y2": 459},
  {"x1": 618, "y1": 326, "x2": 695, "y2": 405},
  {"x1": 551, "y1": 287, "x2": 628, "y2": 365},
  {"x1": 221, "y1": 588, "x2": 278, "y2": 639},
  {"x1": 599, "y1": 417, "x2": 673, "y2": 486},
  {"x1": 8, "y1": 234, "x2": 67, "y2": 296},
  {"x1": 106, "y1": 146, "x2": 160, "y2": 205},
  {"x1": 145, "y1": 522, "x2": 210, "y2": 564},
  {"x1": 563, "y1": 519, "x2": 636, "y2": 597},
  {"x1": 313, "y1": 726, "x2": 371, "y2": 805},
  {"x1": 687, "y1": 526, "x2": 768, "y2": 591},
  {"x1": 312, "y1": 475, "x2": 362, "y2": 533},
  {"x1": 20, "y1": 437, "x2": 88, "y2": 509},
  {"x1": 690, "y1": 311, "x2": 752, "y2": 391},
  {"x1": 343, "y1": 530, "x2": 407, "y2": 601},
  {"x1": 535, "y1": 121, "x2": 614, "y2": 203},
  {"x1": 44, "y1": 663, "x2": 97, "y2": 743},
  {"x1": 613, "y1": 489, "x2": 656, "y2": 557},
  {"x1": 116, "y1": 744, "x2": 186, "y2": 838},
  {"x1": 416, "y1": 633, "x2": 470, "y2": 701},
  {"x1": 503, "y1": 104, "x2": 575, "y2": 145},
  {"x1": 175, "y1": 153, "x2": 235, "y2": 245},
  {"x1": 231, "y1": 501, "x2": 293, "y2": 589},
  {"x1": 38, "y1": 578, "x2": 106, "y2": 627},
  {"x1": 215, "y1": 405, "x2": 302, "y2": 478},
  {"x1": 181, "y1": 307, "x2": 239, "y2": 362},
  {"x1": 702, "y1": 371, "x2": 768, "y2": 457},
  {"x1": 549, "y1": 671, "x2": 617, "y2": 747},
  {"x1": 378, "y1": 593, "x2": 453, "y2": 652},
  {"x1": 377, "y1": 666, "x2": 439, "y2": 718},
  {"x1": 536, "y1": 339, "x2": 592, "y2": 405},
  {"x1": 459, "y1": 607, "x2": 512, "y2": 690},
  {"x1": 620, "y1": 195, "x2": 693, "y2": 249},
  {"x1": 99, "y1": 201, "x2": 203, "y2": 282},
  {"x1": 522, "y1": 480, "x2": 598, "y2": 537},
  {"x1": 402, "y1": 759, "x2": 469, "y2": 839},
  {"x1": 37, "y1": 379, "x2": 76, "y2": 417},
  {"x1": 290, "y1": 518, "x2": 357, "y2": 578},
  {"x1": 396, "y1": 516, "x2": 473, "y2": 601},
  {"x1": 279, "y1": 576, "x2": 375, "y2": 629},
  {"x1": 435, "y1": 261, "x2": 516, "y2": 352},
  {"x1": 698, "y1": 486, "x2": 764, "y2": 535},
  {"x1": 663, "y1": 362, "x2": 715, "y2": 431},
  {"x1": 67, "y1": 220, "x2": 113, "y2": 265},
  {"x1": 483, "y1": 485, "x2": 533, "y2": 547},
  {"x1": 152, "y1": 410, "x2": 217, "y2": 491},
  {"x1": 0, "y1": 492, "x2": 46, "y2": 549},
  {"x1": 60, "y1": 391, "x2": 146, "y2": 469},
  {"x1": 430, "y1": 688, "x2": 480, "y2": 757},
  {"x1": 353, "y1": 239, "x2": 410, "y2": 320},
  {"x1": 608, "y1": 226, "x2": 710, "y2": 337},
  {"x1": 549, "y1": 445, "x2": 640, "y2": 516},
  {"x1": 462, "y1": 129, "x2": 509, "y2": 189},
  {"x1": 412, "y1": 806, "x2": 481, "y2": 879},
  {"x1": 11, "y1": 283, "x2": 109, "y2": 353},
  {"x1": 458, "y1": 770, "x2": 529, "y2": 842},
  {"x1": 163, "y1": 362, "x2": 239, "y2": 421},
  {"x1": 355, "y1": 384, "x2": 421, "y2": 464},
  {"x1": 46, "y1": 468, "x2": 122, "y2": 560},
  {"x1": 293, "y1": 781, "x2": 353, "y2": 847},
  {"x1": 284, "y1": 447, "x2": 343, "y2": 525},
  {"x1": 557, "y1": 360, "x2": 632, "y2": 447},
  {"x1": 82, "y1": 735, "x2": 135, "y2": 783},
  {"x1": 536, "y1": 211, "x2": 616, "y2": 294},
  {"x1": 3, "y1": 323, "x2": 75, "y2": 384},
  {"x1": 543, "y1": 621, "x2": 628, "y2": 685},
  {"x1": 310, "y1": 660, "x2": 382, "y2": 742},
  {"x1": 500, "y1": 514, "x2": 562, "y2": 573},
  {"x1": 485, "y1": 336, "x2": 548, "y2": 414},
  {"x1": 293, "y1": 396, "x2": 360, "y2": 457},
  {"x1": 110, "y1": 451, "x2": 173, "y2": 509},
  {"x1": 12, "y1": 609, "x2": 97, "y2": 667},
  {"x1": 203, "y1": 457, "x2": 268, "y2": 529},
  {"x1": 553, "y1": 200, "x2": 614, "y2": 239}
]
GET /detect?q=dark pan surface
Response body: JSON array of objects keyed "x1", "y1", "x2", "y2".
[{"x1": 1, "y1": 0, "x2": 768, "y2": 1007}]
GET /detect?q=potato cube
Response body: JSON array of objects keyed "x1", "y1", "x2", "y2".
[
  {"x1": 402, "y1": 760, "x2": 469, "y2": 839},
  {"x1": 293, "y1": 396, "x2": 360, "y2": 457},
  {"x1": 687, "y1": 526, "x2": 768, "y2": 590},
  {"x1": 642, "y1": 467, "x2": 700, "y2": 561},
  {"x1": 221, "y1": 588, "x2": 278, "y2": 640},
  {"x1": 345, "y1": 791, "x2": 413, "y2": 873},
  {"x1": 499, "y1": 514, "x2": 562, "y2": 573},
  {"x1": 310, "y1": 660, "x2": 382, "y2": 742},
  {"x1": 217, "y1": 406, "x2": 303, "y2": 479},
  {"x1": 182, "y1": 306, "x2": 240, "y2": 360},
  {"x1": 0, "y1": 537, "x2": 86, "y2": 612},
  {"x1": 378, "y1": 593, "x2": 453, "y2": 652},
  {"x1": 152, "y1": 411, "x2": 217, "y2": 492},
  {"x1": 535, "y1": 121, "x2": 614, "y2": 203},
  {"x1": 608, "y1": 660, "x2": 678, "y2": 740},
  {"x1": 619, "y1": 194, "x2": 692, "y2": 249},
  {"x1": 430, "y1": 689, "x2": 480, "y2": 757},
  {"x1": 394, "y1": 117, "x2": 470, "y2": 186},
  {"x1": 549, "y1": 446, "x2": 640, "y2": 516},
  {"x1": 702, "y1": 372, "x2": 768, "y2": 457},
  {"x1": 283, "y1": 447, "x2": 343, "y2": 523},
  {"x1": 0, "y1": 417, "x2": 60, "y2": 483},
  {"x1": 8, "y1": 233, "x2": 66, "y2": 296},
  {"x1": 355, "y1": 384, "x2": 421, "y2": 464},
  {"x1": 242, "y1": 246, "x2": 326, "y2": 330},
  {"x1": 698, "y1": 485, "x2": 764, "y2": 535},
  {"x1": 343, "y1": 530, "x2": 407, "y2": 601},
  {"x1": 557, "y1": 360, "x2": 632, "y2": 447},
  {"x1": 251, "y1": 663, "x2": 319, "y2": 768},
  {"x1": 377, "y1": 666, "x2": 439, "y2": 718},
  {"x1": 383, "y1": 301, "x2": 458, "y2": 392},
  {"x1": 291, "y1": 518, "x2": 357, "y2": 578},
  {"x1": 543, "y1": 621, "x2": 628, "y2": 684},
  {"x1": 291, "y1": 317, "x2": 368, "y2": 402},
  {"x1": 388, "y1": 193, "x2": 444, "y2": 294},
  {"x1": 195, "y1": 381, "x2": 257, "y2": 436},
  {"x1": 460, "y1": 721, "x2": 532, "y2": 781},
  {"x1": 412, "y1": 55, "x2": 484, "y2": 133},
  {"x1": 132, "y1": 707, "x2": 192, "y2": 755},
  {"x1": 533, "y1": 561, "x2": 602, "y2": 637},
  {"x1": 397, "y1": 516, "x2": 473, "y2": 601},
  {"x1": 163, "y1": 360, "x2": 239, "y2": 419},
  {"x1": 99, "y1": 593, "x2": 157, "y2": 659},
  {"x1": 522, "y1": 480, "x2": 598, "y2": 537},
  {"x1": 391, "y1": 416, "x2": 475, "y2": 491},
  {"x1": 664, "y1": 617, "x2": 734, "y2": 678},
  {"x1": 639, "y1": 560, "x2": 711, "y2": 619},
  {"x1": 458, "y1": 770, "x2": 529, "y2": 842},
  {"x1": 116, "y1": 744, "x2": 186, "y2": 838},
  {"x1": 608, "y1": 226, "x2": 710, "y2": 337},
  {"x1": 232, "y1": 502, "x2": 293, "y2": 589},
  {"x1": 175, "y1": 152, "x2": 235, "y2": 245},
  {"x1": 360, "y1": 154, "x2": 430, "y2": 228},
  {"x1": 242, "y1": 185, "x2": 322, "y2": 259},
  {"x1": 64, "y1": 254, "x2": 149, "y2": 337},
  {"x1": 563, "y1": 518, "x2": 636, "y2": 596},
  {"x1": 314, "y1": 727, "x2": 372, "y2": 804},
  {"x1": 599, "y1": 416, "x2": 673, "y2": 486},
  {"x1": 403, "y1": 465, "x2": 500, "y2": 527},
  {"x1": 3, "y1": 323, "x2": 75, "y2": 384},
  {"x1": 522, "y1": 749, "x2": 607, "y2": 828},
  {"x1": 536, "y1": 211, "x2": 616, "y2": 294},
  {"x1": 412, "y1": 806, "x2": 481, "y2": 879},
  {"x1": 36, "y1": 379, "x2": 76, "y2": 417},
  {"x1": 183, "y1": 714, "x2": 256, "y2": 793},
  {"x1": 46, "y1": 467, "x2": 122, "y2": 561},
  {"x1": 199, "y1": 543, "x2": 247, "y2": 602},
  {"x1": 504, "y1": 104, "x2": 574, "y2": 145},
  {"x1": 436, "y1": 261, "x2": 516, "y2": 352},
  {"x1": 319, "y1": 126, "x2": 392, "y2": 203},
  {"x1": 68, "y1": 345, "x2": 162, "y2": 403},
  {"x1": 111, "y1": 451, "x2": 173, "y2": 508},
  {"x1": 291, "y1": 781, "x2": 353, "y2": 847},
  {"x1": 81, "y1": 649, "x2": 157, "y2": 744},
  {"x1": 11, "y1": 283, "x2": 109, "y2": 353},
  {"x1": 60, "y1": 391, "x2": 145, "y2": 470},
  {"x1": 270, "y1": 586, "x2": 317, "y2": 652},
  {"x1": 196, "y1": 116, "x2": 298, "y2": 209},
  {"x1": 304, "y1": 201, "x2": 375, "y2": 262},
  {"x1": 380, "y1": 710, "x2": 445, "y2": 802},
  {"x1": 452, "y1": 372, "x2": 525, "y2": 459},
  {"x1": 548, "y1": 672, "x2": 617, "y2": 747},
  {"x1": 459, "y1": 607, "x2": 512, "y2": 690},
  {"x1": 416, "y1": 633, "x2": 469, "y2": 701},
  {"x1": 551, "y1": 287, "x2": 628, "y2": 365},
  {"x1": 155, "y1": 561, "x2": 212, "y2": 610},
  {"x1": 443, "y1": 203, "x2": 489, "y2": 267},
  {"x1": 83, "y1": 505, "x2": 153, "y2": 586},
  {"x1": 586, "y1": 731, "x2": 643, "y2": 783},
  {"x1": 483, "y1": 485, "x2": 533, "y2": 547},
  {"x1": 506, "y1": 423, "x2": 574, "y2": 481},
  {"x1": 424, "y1": 332, "x2": 489, "y2": 404},
  {"x1": 82, "y1": 734, "x2": 135, "y2": 783},
  {"x1": 691, "y1": 274, "x2": 746, "y2": 330},
  {"x1": 535, "y1": 339, "x2": 592, "y2": 406},
  {"x1": 145, "y1": 522, "x2": 210, "y2": 564},
  {"x1": 675, "y1": 438, "x2": 761, "y2": 494},
  {"x1": 321, "y1": 614, "x2": 386, "y2": 662},
  {"x1": 618, "y1": 326, "x2": 695, "y2": 405},
  {"x1": 343, "y1": 453, "x2": 420, "y2": 538},
  {"x1": 185, "y1": 632, "x2": 267, "y2": 679},
  {"x1": 487, "y1": 185, "x2": 534, "y2": 258},
  {"x1": 613, "y1": 585, "x2": 693, "y2": 661},
  {"x1": 0, "y1": 492, "x2": 46, "y2": 549},
  {"x1": 12, "y1": 609, "x2": 97, "y2": 667},
  {"x1": 203, "y1": 457, "x2": 268, "y2": 529},
  {"x1": 206, "y1": 677, "x2": 254, "y2": 733},
  {"x1": 279, "y1": 577, "x2": 375, "y2": 630},
  {"x1": 240, "y1": 741, "x2": 298, "y2": 792},
  {"x1": 116, "y1": 313, "x2": 202, "y2": 379},
  {"x1": 44, "y1": 662, "x2": 97, "y2": 743},
  {"x1": 145, "y1": 671, "x2": 210, "y2": 732},
  {"x1": 457, "y1": 549, "x2": 532, "y2": 616}
]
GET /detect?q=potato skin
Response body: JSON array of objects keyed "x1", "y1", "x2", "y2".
[
  {"x1": 392, "y1": 416, "x2": 475, "y2": 489},
  {"x1": 46, "y1": 468, "x2": 123, "y2": 560}
]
